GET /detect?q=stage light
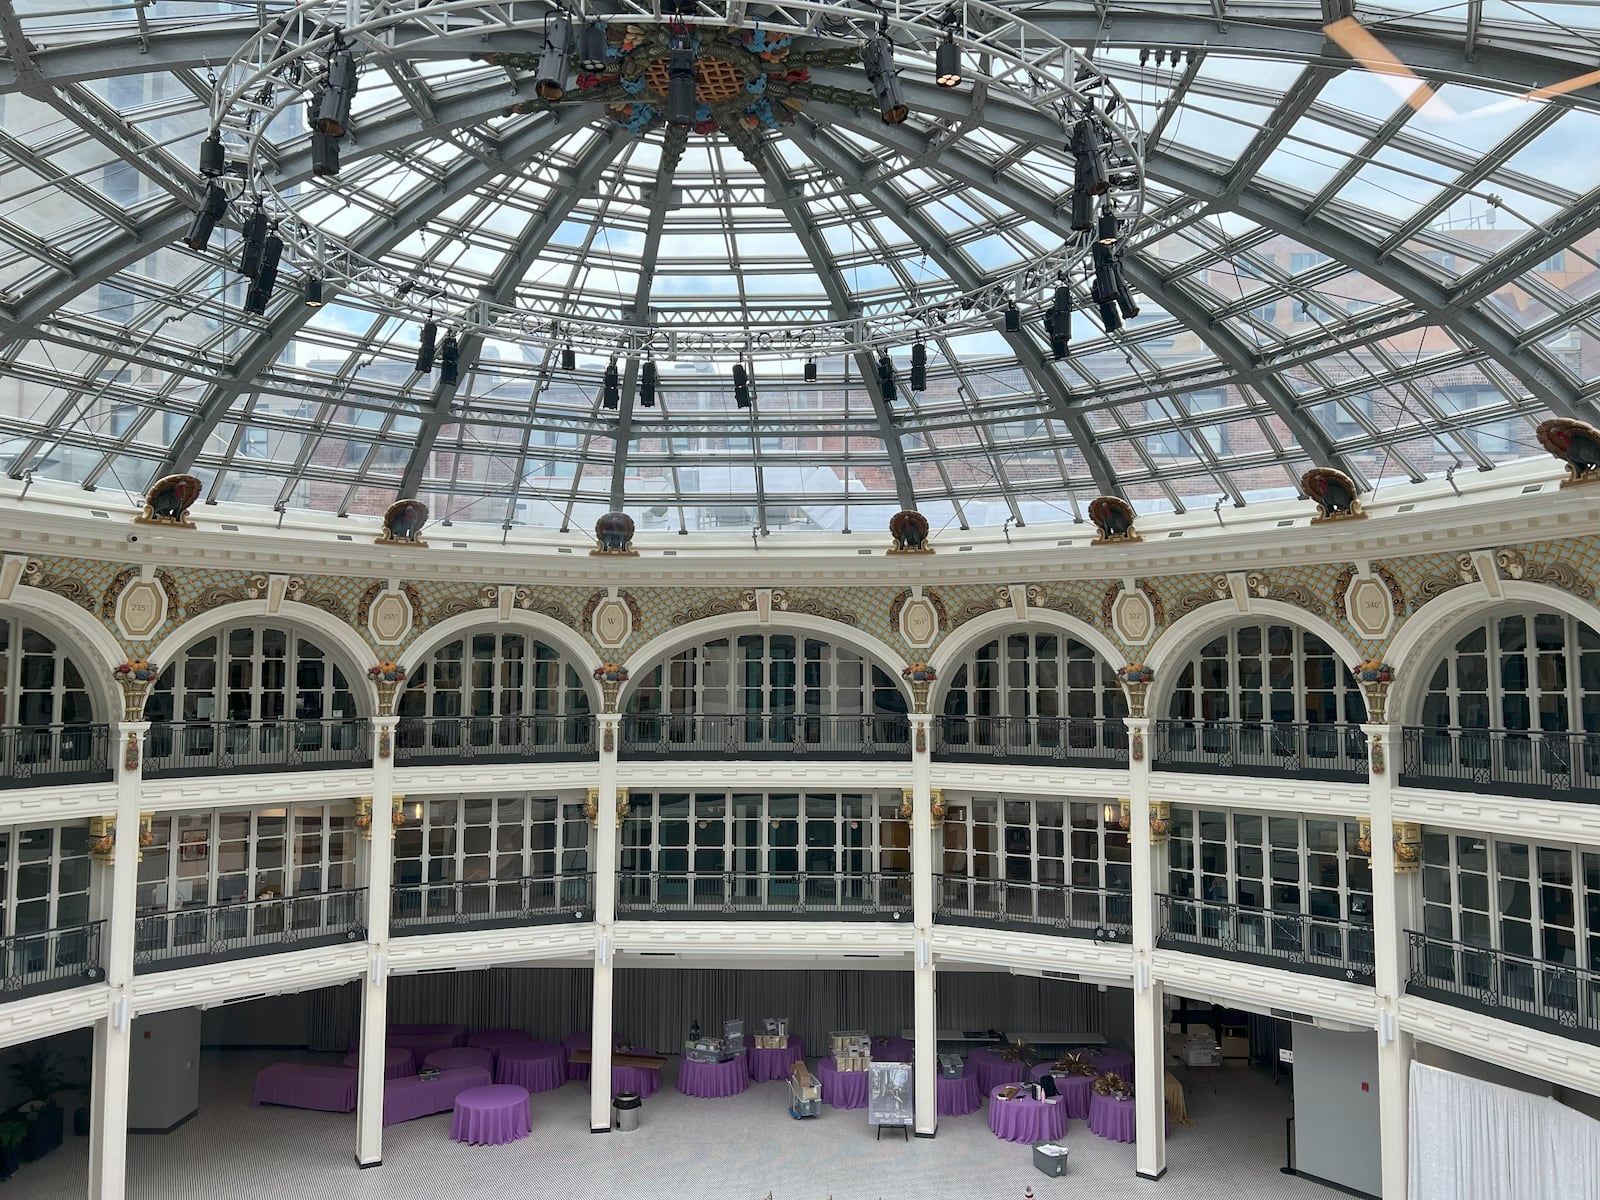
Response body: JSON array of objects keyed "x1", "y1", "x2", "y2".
[
  {"x1": 242, "y1": 233, "x2": 280, "y2": 314},
  {"x1": 603, "y1": 359, "x2": 620, "y2": 409},
  {"x1": 863, "y1": 34, "x2": 907, "y2": 124},
  {"x1": 1113, "y1": 261, "x2": 1140, "y2": 320},
  {"x1": 1004, "y1": 302, "x2": 1021, "y2": 333},
  {"x1": 910, "y1": 342, "x2": 927, "y2": 392},
  {"x1": 315, "y1": 50, "x2": 358, "y2": 138},
  {"x1": 237, "y1": 206, "x2": 269, "y2": 278},
  {"x1": 1092, "y1": 241, "x2": 1117, "y2": 297},
  {"x1": 182, "y1": 183, "x2": 228, "y2": 252},
  {"x1": 640, "y1": 359, "x2": 657, "y2": 407},
  {"x1": 667, "y1": 33, "x2": 696, "y2": 126},
  {"x1": 936, "y1": 35, "x2": 962, "y2": 88},
  {"x1": 579, "y1": 21, "x2": 609, "y2": 72},
  {"x1": 1097, "y1": 208, "x2": 1120, "y2": 244},
  {"x1": 733, "y1": 362, "x2": 751, "y2": 408},
  {"x1": 537, "y1": 15, "x2": 573, "y2": 102},
  {"x1": 439, "y1": 333, "x2": 460, "y2": 387},
  {"x1": 561, "y1": 346, "x2": 576, "y2": 371},
  {"x1": 416, "y1": 320, "x2": 438, "y2": 373},
  {"x1": 877, "y1": 351, "x2": 897, "y2": 403},
  {"x1": 1071, "y1": 117, "x2": 1110, "y2": 196},
  {"x1": 304, "y1": 276, "x2": 324, "y2": 308},
  {"x1": 311, "y1": 131, "x2": 341, "y2": 178},
  {"x1": 199, "y1": 132, "x2": 226, "y2": 177},
  {"x1": 803, "y1": 359, "x2": 818, "y2": 382}
]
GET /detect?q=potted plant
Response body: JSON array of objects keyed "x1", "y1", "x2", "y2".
[
  {"x1": 0, "y1": 1118, "x2": 25, "y2": 1181},
  {"x1": 9, "y1": 1050, "x2": 66, "y2": 1162}
]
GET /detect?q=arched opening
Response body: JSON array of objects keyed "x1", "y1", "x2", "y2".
[{"x1": 0, "y1": 611, "x2": 111, "y2": 786}]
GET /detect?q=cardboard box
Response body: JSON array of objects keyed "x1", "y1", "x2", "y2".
[{"x1": 755, "y1": 1035, "x2": 787, "y2": 1049}]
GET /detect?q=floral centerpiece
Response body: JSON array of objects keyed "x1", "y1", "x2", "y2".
[
  {"x1": 1354, "y1": 660, "x2": 1393, "y2": 684},
  {"x1": 114, "y1": 660, "x2": 158, "y2": 683},
  {"x1": 594, "y1": 663, "x2": 629, "y2": 683},
  {"x1": 997, "y1": 1040, "x2": 1036, "y2": 1065},
  {"x1": 1115, "y1": 662, "x2": 1153, "y2": 685},
  {"x1": 1093, "y1": 1071, "x2": 1133, "y2": 1100},
  {"x1": 1053, "y1": 1051, "x2": 1100, "y2": 1077},
  {"x1": 901, "y1": 663, "x2": 936, "y2": 683},
  {"x1": 112, "y1": 660, "x2": 160, "y2": 719},
  {"x1": 1352, "y1": 660, "x2": 1394, "y2": 722},
  {"x1": 368, "y1": 662, "x2": 406, "y2": 684}
]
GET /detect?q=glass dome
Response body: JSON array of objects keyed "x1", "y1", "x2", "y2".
[{"x1": 0, "y1": 0, "x2": 1597, "y2": 540}]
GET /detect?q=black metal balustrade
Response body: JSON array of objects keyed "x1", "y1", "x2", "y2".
[
  {"x1": 1157, "y1": 894, "x2": 1375, "y2": 983},
  {"x1": 932, "y1": 716, "x2": 1129, "y2": 766},
  {"x1": 618, "y1": 713, "x2": 911, "y2": 760},
  {"x1": 142, "y1": 718, "x2": 371, "y2": 778},
  {"x1": 1406, "y1": 930, "x2": 1600, "y2": 1044},
  {"x1": 1153, "y1": 719, "x2": 1368, "y2": 781},
  {"x1": 1, "y1": 920, "x2": 104, "y2": 998},
  {"x1": 1399, "y1": 727, "x2": 1600, "y2": 802},
  {"x1": 616, "y1": 871, "x2": 911, "y2": 920},
  {"x1": 132, "y1": 889, "x2": 366, "y2": 972},
  {"x1": 0, "y1": 723, "x2": 112, "y2": 788},
  {"x1": 390, "y1": 874, "x2": 594, "y2": 933},
  {"x1": 394, "y1": 714, "x2": 595, "y2": 765},
  {"x1": 934, "y1": 875, "x2": 1131, "y2": 940}
]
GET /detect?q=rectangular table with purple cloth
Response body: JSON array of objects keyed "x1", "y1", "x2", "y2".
[
  {"x1": 815, "y1": 1057, "x2": 869, "y2": 1109},
  {"x1": 676, "y1": 1055, "x2": 750, "y2": 1098},
  {"x1": 1030, "y1": 1069, "x2": 1096, "y2": 1120},
  {"x1": 936, "y1": 1070, "x2": 982, "y2": 1117},
  {"x1": 382, "y1": 1065, "x2": 492, "y2": 1127},
  {"x1": 343, "y1": 1046, "x2": 416, "y2": 1080},
  {"x1": 253, "y1": 1064, "x2": 357, "y2": 1112},
  {"x1": 987, "y1": 1085, "x2": 1066, "y2": 1144},
  {"x1": 424, "y1": 1047, "x2": 494, "y2": 1074},
  {"x1": 744, "y1": 1035, "x2": 806, "y2": 1082},
  {"x1": 968, "y1": 1047, "x2": 1029, "y2": 1092},
  {"x1": 562, "y1": 1031, "x2": 624, "y2": 1081},
  {"x1": 1087, "y1": 1091, "x2": 1136, "y2": 1142},
  {"x1": 386, "y1": 1023, "x2": 469, "y2": 1064},
  {"x1": 494, "y1": 1041, "x2": 567, "y2": 1093},
  {"x1": 610, "y1": 1064, "x2": 660, "y2": 1099},
  {"x1": 449, "y1": 1084, "x2": 532, "y2": 1146}
]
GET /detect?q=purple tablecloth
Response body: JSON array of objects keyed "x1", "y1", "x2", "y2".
[
  {"x1": 744, "y1": 1036, "x2": 806, "y2": 1082},
  {"x1": 1086, "y1": 1048, "x2": 1134, "y2": 1077},
  {"x1": 424, "y1": 1047, "x2": 494, "y2": 1074},
  {"x1": 562, "y1": 1031, "x2": 625, "y2": 1081},
  {"x1": 466, "y1": 1029, "x2": 532, "y2": 1060},
  {"x1": 382, "y1": 1066, "x2": 492, "y2": 1127},
  {"x1": 1030, "y1": 1070, "x2": 1096, "y2": 1119},
  {"x1": 936, "y1": 1070, "x2": 982, "y2": 1117},
  {"x1": 969, "y1": 1047, "x2": 1029, "y2": 1092},
  {"x1": 1088, "y1": 1091, "x2": 1136, "y2": 1142},
  {"x1": 815, "y1": 1057, "x2": 869, "y2": 1110},
  {"x1": 450, "y1": 1084, "x2": 531, "y2": 1146},
  {"x1": 343, "y1": 1046, "x2": 415, "y2": 1080},
  {"x1": 253, "y1": 1064, "x2": 357, "y2": 1112},
  {"x1": 988, "y1": 1084, "x2": 1066, "y2": 1144},
  {"x1": 872, "y1": 1036, "x2": 915, "y2": 1063},
  {"x1": 611, "y1": 1064, "x2": 660, "y2": 1099},
  {"x1": 495, "y1": 1041, "x2": 567, "y2": 1093},
  {"x1": 387, "y1": 1023, "x2": 469, "y2": 1064},
  {"x1": 677, "y1": 1056, "x2": 750, "y2": 1098}
]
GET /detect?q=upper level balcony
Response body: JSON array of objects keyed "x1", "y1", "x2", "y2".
[
  {"x1": 390, "y1": 873, "x2": 594, "y2": 932},
  {"x1": 618, "y1": 713, "x2": 911, "y2": 760},
  {"x1": 616, "y1": 870, "x2": 911, "y2": 920},
  {"x1": 132, "y1": 889, "x2": 366, "y2": 972},
  {"x1": 1153, "y1": 719, "x2": 1368, "y2": 782},
  {"x1": 1156, "y1": 893, "x2": 1376, "y2": 984},
  {"x1": 934, "y1": 875, "x2": 1131, "y2": 941},
  {"x1": 0, "y1": 723, "x2": 112, "y2": 789},
  {"x1": 1406, "y1": 930, "x2": 1600, "y2": 1045},
  {"x1": 143, "y1": 718, "x2": 371, "y2": 779},
  {"x1": 932, "y1": 716, "x2": 1128, "y2": 768},
  {"x1": 1399, "y1": 727, "x2": 1600, "y2": 803},
  {"x1": 394, "y1": 714, "x2": 595, "y2": 766},
  {"x1": 2, "y1": 920, "x2": 105, "y2": 998}
]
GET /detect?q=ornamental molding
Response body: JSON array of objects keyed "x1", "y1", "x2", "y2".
[{"x1": 184, "y1": 573, "x2": 271, "y2": 620}]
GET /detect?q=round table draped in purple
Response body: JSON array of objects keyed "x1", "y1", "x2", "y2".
[
  {"x1": 610, "y1": 1064, "x2": 660, "y2": 1099},
  {"x1": 494, "y1": 1041, "x2": 567, "y2": 1093},
  {"x1": 1086, "y1": 1048, "x2": 1133, "y2": 1077},
  {"x1": 466, "y1": 1029, "x2": 533, "y2": 1062},
  {"x1": 1087, "y1": 1091, "x2": 1136, "y2": 1142},
  {"x1": 562, "y1": 1031, "x2": 626, "y2": 1081},
  {"x1": 1029, "y1": 1069, "x2": 1096, "y2": 1120},
  {"x1": 968, "y1": 1047, "x2": 1029, "y2": 1092},
  {"x1": 449, "y1": 1084, "x2": 532, "y2": 1146},
  {"x1": 988, "y1": 1084, "x2": 1067, "y2": 1144},
  {"x1": 744, "y1": 1036, "x2": 806, "y2": 1082},
  {"x1": 935, "y1": 1070, "x2": 982, "y2": 1117},
  {"x1": 871, "y1": 1036, "x2": 914, "y2": 1063},
  {"x1": 424, "y1": 1047, "x2": 494, "y2": 1073},
  {"x1": 815, "y1": 1057, "x2": 869, "y2": 1109},
  {"x1": 343, "y1": 1046, "x2": 415, "y2": 1079},
  {"x1": 676, "y1": 1055, "x2": 750, "y2": 1098}
]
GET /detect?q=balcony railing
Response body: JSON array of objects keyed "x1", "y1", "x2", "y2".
[
  {"x1": 394, "y1": 714, "x2": 595, "y2": 765},
  {"x1": 1, "y1": 920, "x2": 105, "y2": 998},
  {"x1": 1407, "y1": 931, "x2": 1600, "y2": 1044},
  {"x1": 142, "y1": 718, "x2": 371, "y2": 778},
  {"x1": 1157, "y1": 894, "x2": 1375, "y2": 983},
  {"x1": 618, "y1": 713, "x2": 911, "y2": 760},
  {"x1": 1399, "y1": 726, "x2": 1600, "y2": 802},
  {"x1": 0, "y1": 723, "x2": 112, "y2": 788},
  {"x1": 616, "y1": 870, "x2": 911, "y2": 920},
  {"x1": 390, "y1": 874, "x2": 594, "y2": 933},
  {"x1": 932, "y1": 716, "x2": 1128, "y2": 767},
  {"x1": 934, "y1": 875, "x2": 1131, "y2": 940},
  {"x1": 132, "y1": 889, "x2": 366, "y2": 972},
  {"x1": 1153, "y1": 720, "x2": 1368, "y2": 781}
]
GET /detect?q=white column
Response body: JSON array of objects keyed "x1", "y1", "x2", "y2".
[
  {"x1": 908, "y1": 713, "x2": 937, "y2": 1136},
  {"x1": 1365, "y1": 719, "x2": 1413, "y2": 1200},
  {"x1": 1125, "y1": 714, "x2": 1166, "y2": 1180},
  {"x1": 354, "y1": 716, "x2": 397, "y2": 1168},
  {"x1": 589, "y1": 713, "x2": 621, "y2": 1133}
]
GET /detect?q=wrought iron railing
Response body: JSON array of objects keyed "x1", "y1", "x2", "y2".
[
  {"x1": 1406, "y1": 930, "x2": 1600, "y2": 1043},
  {"x1": 618, "y1": 713, "x2": 911, "y2": 760},
  {"x1": 1157, "y1": 894, "x2": 1375, "y2": 983},
  {"x1": 934, "y1": 875, "x2": 1131, "y2": 940},
  {"x1": 1153, "y1": 719, "x2": 1368, "y2": 781},
  {"x1": 1399, "y1": 726, "x2": 1600, "y2": 802},
  {"x1": 132, "y1": 889, "x2": 366, "y2": 971},
  {"x1": 616, "y1": 870, "x2": 911, "y2": 920},
  {"x1": 394, "y1": 713, "x2": 595, "y2": 765},
  {"x1": 142, "y1": 718, "x2": 371, "y2": 778},
  {"x1": 932, "y1": 716, "x2": 1128, "y2": 766},
  {"x1": 390, "y1": 874, "x2": 594, "y2": 933},
  {"x1": 1, "y1": 920, "x2": 105, "y2": 998},
  {"x1": 0, "y1": 723, "x2": 112, "y2": 788}
]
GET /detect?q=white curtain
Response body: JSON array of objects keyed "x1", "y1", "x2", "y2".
[{"x1": 1409, "y1": 1061, "x2": 1600, "y2": 1200}]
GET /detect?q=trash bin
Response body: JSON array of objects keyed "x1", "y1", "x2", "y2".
[{"x1": 613, "y1": 1091, "x2": 641, "y2": 1132}]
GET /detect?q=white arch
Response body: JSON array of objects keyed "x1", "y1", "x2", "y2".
[
  {"x1": 926, "y1": 609, "x2": 1126, "y2": 714},
  {"x1": 1385, "y1": 580, "x2": 1600, "y2": 725},
  {"x1": 144, "y1": 600, "x2": 380, "y2": 717},
  {"x1": 401, "y1": 609, "x2": 605, "y2": 710},
  {"x1": 618, "y1": 612, "x2": 912, "y2": 709},
  {"x1": 0, "y1": 590, "x2": 128, "y2": 722}
]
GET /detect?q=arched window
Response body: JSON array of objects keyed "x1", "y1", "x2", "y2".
[
  {"x1": 1166, "y1": 622, "x2": 1365, "y2": 725},
  {"x1": 0, "y1": 614, "x2": 100, "y2": 777}
]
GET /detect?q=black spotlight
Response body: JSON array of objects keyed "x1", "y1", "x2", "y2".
[
  {"x1": 439, "y1": 333, "x2": 460, "y2": 387},
  {"x1": 237, "y1": 206, "x2": 269, "y2": 277},
  {"x1": 198, "y1": 132, "x2": 226, "y2": 177},
  {"x1": 603, "y1": 359, "x2": 620, "y2": 409},
  {"x1": 936, "y1": 35, "x2": 962, "y2": 88},
  {"x1": 537, "y1": 15, "x2": 573, "y2": 101},
  {"x1": 863, "y1": 34, "x2": 907, "y2": 124},
  {"x1": 242, "y1": 232, "x2": 280, "y2": 314},
  {"x1": 561, "y1": 345, "x2": 576, "y2": 371},
  {"x1": 304, "y1": 276, "x2": 324, "y2": 308},
  {"x1": 1091, "y1": 241, "x2": 1117, "y2": 299},
  {"x1": 733, "y1": 363, "x2": 751, "y2": 408},
  {"x1": 1113, "y1": 260, "x2": 1140, "y2": 320},
  {"x1": 876, "y1": 351, "x2": 897, "y2": 403},
  {"x1": 1004, "y1": 302, "x2": 1021, "y2": 333},
  {"x1": 1071, "y1": 117, "x2": 1111, "y2": 196},
  {"x1": 182, "y1": 183, "x2": 228, "y2": 251},
  {"x1": 910, "y1": 341, "x2": 927, "y2": 392},
  {"x1": 579, "y1": 20, "x2": 609, "y2": 72},
  {"x1": 640, "y1": 359, "x2": 657, "y2": 408},
  {"x1": 1097, "y1": 208, "x2": 1120, "y2": 245},
  {"x1": 315, "y1": 50, "x2": 358, "y2": 138},
  {"x1": 311, "y1": 131, "x2": 341, "y2": 178},
  {"x1": 803, "y1": 358, "x2": 818, "y2": 382},
  {"x1": 667, "y1": 33, "x2": 696, "y2": 126},
  {"x1": 416, "y1": 320, "x2": 438, "y2": 373}
]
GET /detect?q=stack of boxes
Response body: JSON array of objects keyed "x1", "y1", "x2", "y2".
[
  {"x1": 755, "y1": 1017, "x2": 789, "y2": 1049},
  {"x1": 788, "y1": 1061, "x2": 821, "y2": 1118},
  {"x1": 1178, "y1": 1031, "x2": 1223, "y2": 1067},
  {"x1": 830, "y1": 1030, "x2": 871, "y2": 1072}
]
